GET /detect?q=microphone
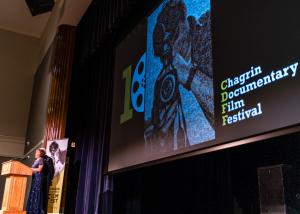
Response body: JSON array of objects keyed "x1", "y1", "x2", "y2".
[{"x1": 21, "y1": 155, "x2": 30, "y2": 161}]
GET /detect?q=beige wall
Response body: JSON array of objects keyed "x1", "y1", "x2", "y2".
[
  {"x1": 0, "y1": 29, "x2": 39, "y2": 157},
  {"x1": 0, "y1": 0, "x2": 91, "y2": 157},
  {"x1": 25, "y1": 47, "x2": 53, "y2": 154}
]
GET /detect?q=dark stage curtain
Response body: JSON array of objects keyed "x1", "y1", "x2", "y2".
[
  {"x1": 65, "y1": 48, "x2": 114, "y2": 214},
  {"x1": 113, "y1": 151, "x2": 234, "y2": 214},
  {"x1": 65, "y1": 1, "x2": 161, "y2": 213},
  {"x1": 74, "y1": 0, "x2": 134, "y2": 64},
  {"x1": 112, "y1": 132, "x2": 300, "y2": 214},
  {"x1": 74, "y1": 0, "x2": 160, "y2": 65},
  {"x1": 65, "y1": 0, "x2": 136, "y2": 213}
]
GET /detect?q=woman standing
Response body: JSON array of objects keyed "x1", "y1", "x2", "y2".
[{"x1": 26, "y1": 148, "x2": 45, "y2": 214}]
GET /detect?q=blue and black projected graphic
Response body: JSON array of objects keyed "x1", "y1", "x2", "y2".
[
  {"x1": 109, "y1": 0, "x2": 300, "y2": 171},
  {"x1": 144, "y1": 0, "x2": 214, "y2": 153}
]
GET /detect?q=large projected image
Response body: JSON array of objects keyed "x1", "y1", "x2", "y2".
[
  {"x1": 144, "y1": 0, "x2": 214, "y2": 154},
  {"x1": 109, "y1": 0, "x2": 300, "y2": 172}
]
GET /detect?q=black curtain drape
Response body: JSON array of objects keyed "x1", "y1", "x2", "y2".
[
  {"x1": 112, "y1": 151, "x2": 234, "y2": 214},
  {"x1": 65, "y1": 46, "x2": 114, "y2": 214},
  {"x1": 65, "y1": 0, "x2": 157, "y2": 213},
  {"x1": 111, "y1": 132, "x2": 300, "y2": 214},
  {"x1": 65, "y1": 0, "x2": 136, "y2": 212},
  {"x1": 75, "y1": 0, "x2": 141, "y2": 65},
  {"x1": 74, "y1": 0, "x2": 161, "y2": 65}
]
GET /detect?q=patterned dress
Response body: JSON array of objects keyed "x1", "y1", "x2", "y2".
[{"x1": 26, "y1": 158, "x2": 44, "y2": 214}]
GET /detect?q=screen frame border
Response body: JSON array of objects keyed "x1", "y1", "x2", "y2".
[{"x1": 107, "y1": 0, "x2": 300, "y2": 174}]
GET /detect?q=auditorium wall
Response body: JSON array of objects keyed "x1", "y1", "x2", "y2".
[
  {"x1": 24, "y1": 47, "x2": 53, "y2": 154},
  {"x1": 0, "y1": 29, "x2": 39, "y2": 157}
]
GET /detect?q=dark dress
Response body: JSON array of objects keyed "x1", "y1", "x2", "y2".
[
  {"x1": 26, "y1": 158, "x2": 44, "y2": 214},
  {"x1": 41, "y1": 155, "x2": 54, "y2": 213}
]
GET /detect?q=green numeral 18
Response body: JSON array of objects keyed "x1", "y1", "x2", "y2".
[{"x1": 120, "y1": 66, "x2": 133, "y2": 124}]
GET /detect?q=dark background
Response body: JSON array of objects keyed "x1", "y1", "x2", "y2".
[
  {"x1": 64, "y1": 0, "x2": 300, "y2": 213},
  {"x1": 213, "y1": 0, "x2": 300, "y2": 144},
  {"x1": 109, "y1": 0, "x2": 300, "y2": 171},
  {"x1": 113, "y1": 132, "x2": 300, "y2": 214}
]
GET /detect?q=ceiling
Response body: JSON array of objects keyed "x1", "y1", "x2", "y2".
[
  {"x1": 0, "y1": 0, "x2": 91, "y2": 38},
  {"x1": 0, "y1": 0, "x2": 50, "y2": 38}
]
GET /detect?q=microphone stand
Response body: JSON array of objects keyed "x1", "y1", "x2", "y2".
[{"x1": 10, "y1": 155, "x2": 30, "y2": 162}]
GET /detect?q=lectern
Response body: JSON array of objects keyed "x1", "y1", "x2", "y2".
[{"x1": 0, "y1": 161, "x2": 32, "y2": 214}]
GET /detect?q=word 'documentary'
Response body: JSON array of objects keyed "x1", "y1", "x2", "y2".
[{"x1": 220, "y1": 62, "x2": 299, "y2": 126}]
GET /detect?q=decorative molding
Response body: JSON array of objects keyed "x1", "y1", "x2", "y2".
[{"x1": 0, "y1": 134, "x2": 25, "y2": 157}]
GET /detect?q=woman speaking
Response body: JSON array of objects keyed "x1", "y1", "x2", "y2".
[{"x1": 26, "y1": 148, "x2": 45, "y2": 214}]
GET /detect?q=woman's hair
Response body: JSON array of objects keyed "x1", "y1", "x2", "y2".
[
  {"x1": 38, "y1": 148, "x2": 46, "y2": 157},
  {"x1": 50, "y1": 141, "x2": 59, "y2": 151},
  {"x1": 153, "y1": 0, "x2": 186, "y2": 57}
]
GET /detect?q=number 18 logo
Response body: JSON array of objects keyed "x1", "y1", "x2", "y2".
[{"x1": 120, "y1": 53, "x2": 146, "y2": 124}]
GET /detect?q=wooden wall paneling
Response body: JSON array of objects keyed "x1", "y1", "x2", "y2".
[{"x1": 44, "y1": 25, "x2": 76, "y2": 143}]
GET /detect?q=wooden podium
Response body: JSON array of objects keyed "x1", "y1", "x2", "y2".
[{"x1": 0, "y1": 161, "x2": 32, "y2": 214}]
